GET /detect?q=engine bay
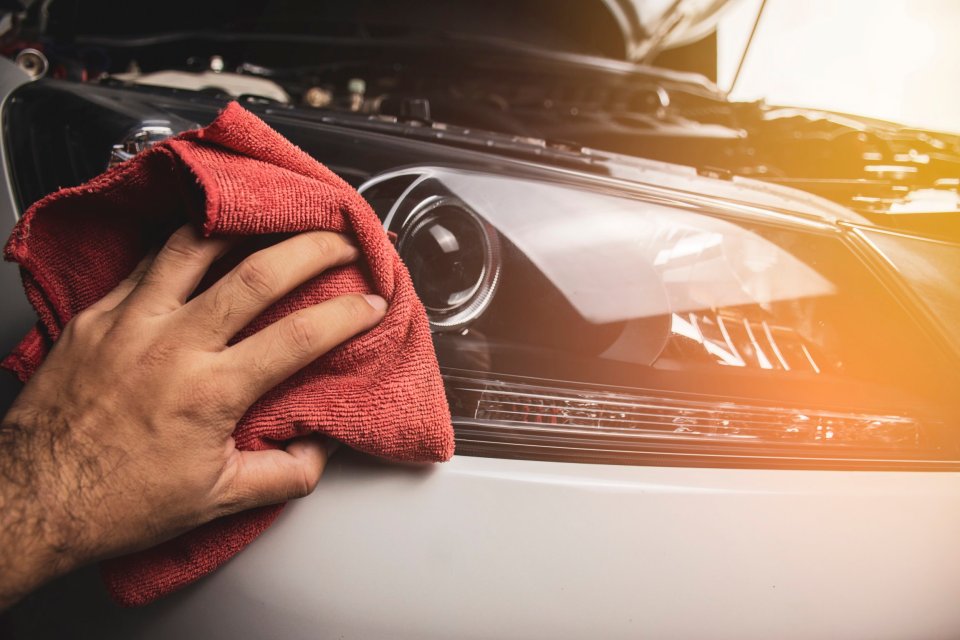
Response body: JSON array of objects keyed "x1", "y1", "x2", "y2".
[{"x1": 2, "y1": 0, "x2": 960, "y2": 240}]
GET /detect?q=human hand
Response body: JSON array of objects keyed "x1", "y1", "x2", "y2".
[{"x1": 0, "y1": 226, "x2": 387, "y2": 609}]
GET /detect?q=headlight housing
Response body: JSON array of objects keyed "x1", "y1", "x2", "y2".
[{"x1": 363, "y1": 167, "x2": 960, "y2": 469}]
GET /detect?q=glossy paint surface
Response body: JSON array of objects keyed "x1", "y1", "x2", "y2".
[{"x1": 10, "y1": 452, "x2": 960, "y2": 639}]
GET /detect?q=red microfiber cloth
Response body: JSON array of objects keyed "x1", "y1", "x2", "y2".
[{"x1": 2, "y1": 102, "x2": 454, "y2": 606}]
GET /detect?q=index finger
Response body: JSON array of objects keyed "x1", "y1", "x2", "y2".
[{"x1": 222, "y1": 292, "x2": 388, "y2": 406}]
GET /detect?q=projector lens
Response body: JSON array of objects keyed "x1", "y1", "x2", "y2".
[{"x1": 398, "y1": 196, "x2": 501, "y2": 330}]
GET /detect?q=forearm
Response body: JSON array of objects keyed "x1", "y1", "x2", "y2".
[{"x1": 0, "y1": 415, "x2": 91, "y2": 610}]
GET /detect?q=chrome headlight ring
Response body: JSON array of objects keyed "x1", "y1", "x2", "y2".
[{"x1": 396, "y1": 195, "x2": 502, "y2": 332}]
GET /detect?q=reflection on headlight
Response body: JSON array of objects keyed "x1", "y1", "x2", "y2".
[
  {"x1": 664, "y1": 311, "x2": 821, "y2": 373},
  {"x1": 432, "y1": 171, "x2": 836, "y2": 324}
]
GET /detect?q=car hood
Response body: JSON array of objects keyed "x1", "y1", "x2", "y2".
[
  {"x1": 43, "y1": 0, "x2": 737, "y2": 63},
  {"x1": 600, "y1": 0, "x2": 734, "y2": 61}
]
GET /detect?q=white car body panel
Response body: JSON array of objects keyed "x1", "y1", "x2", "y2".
[{"x1": 25, "y1": 454, "x2": 960, "y2": 640}]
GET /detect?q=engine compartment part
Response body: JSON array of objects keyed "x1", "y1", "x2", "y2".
[
  {"x1": 107, "y1": 123, "x2": 176, "y2": 169},
  {"x1": 14, "y1": 47, "x2": 46, "y2": 78},
  {"x1": 110, "y1": 67, "x2": 290, "y2": 103},
  {"x1": 99, "y1": 54, "x2": 960, "y2": 237}
]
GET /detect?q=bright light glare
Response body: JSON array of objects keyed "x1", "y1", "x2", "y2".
[{"x1": 719, "y1": 0, "x2": 960, "y2": 133}]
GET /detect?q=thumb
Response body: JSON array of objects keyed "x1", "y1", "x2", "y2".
[{"x1": 217, "y1": 436, "x2": 336, "y2": 516}]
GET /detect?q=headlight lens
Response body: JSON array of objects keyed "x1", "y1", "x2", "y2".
[
  {"x1": 854, "y1": 227, "x2": 960, "y2": 356},
  {"x1": 364, "y1": 167, "x2": 960, "y2": 469}
]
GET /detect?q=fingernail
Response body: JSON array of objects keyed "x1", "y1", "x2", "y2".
[{"x1": 363, "y1": 294, "x2": 388, "y2": 312}]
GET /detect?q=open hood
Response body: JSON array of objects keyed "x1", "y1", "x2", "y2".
[
  {"x1": 36, "y1": 0, "x2": 736, "y2": 63},
  {"x1": 601, "y1": 0, "x2": 735, "y2": 62}
]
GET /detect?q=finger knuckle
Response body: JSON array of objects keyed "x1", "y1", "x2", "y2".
[
  {"x1": 233, "y1": 256, "x2": 277, "y2": 301},
  {"x1": 206, "y1": 284, "x2": 240, "y2": 328},
  {"x1": 62, "y1": 308, "x2": 103, "y2": 341},
  {"x1": 280, "y1": 315, "x2": 317, "y2": 358},
  {"x1": 163, "y1": 227, "x2": 204, "y2": 264},
  {"x1": 341, "y1": 295, "x2": 372, "y2": 323},
  {"x1": 292, "y1": 466, "x2": 320, "y2": 499},
  {"x1": 304, "y1": 232, "x2": 333, "y2": 258}
]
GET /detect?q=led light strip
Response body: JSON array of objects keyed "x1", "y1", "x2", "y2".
[{"x1": 443, "y1": 372, "x2": 954, "y2": 470}]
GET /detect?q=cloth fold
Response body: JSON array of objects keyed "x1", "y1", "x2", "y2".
[{"x1": 2, "y1": 102, "x2": 454, "y2": 606}]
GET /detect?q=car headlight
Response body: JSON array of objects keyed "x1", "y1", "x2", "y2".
[
  {"x1": 7, "y1": 82, "x2": 959, "y2": 470},
  {"x1": 363, "y1": 167, "x2": 960, "y2": 470},
  {"x1": 396, "y1": 195, "x2": 502, "y2": 331}
]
